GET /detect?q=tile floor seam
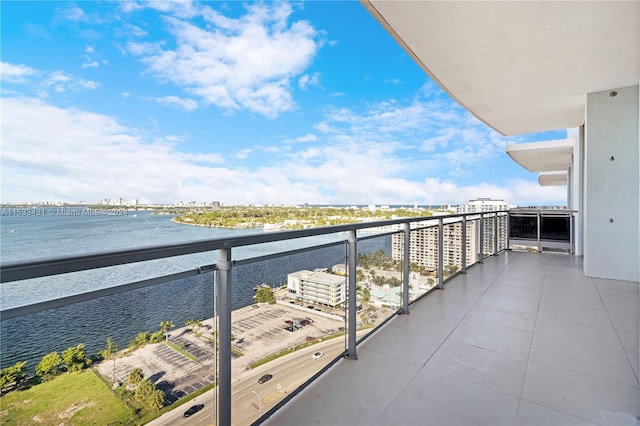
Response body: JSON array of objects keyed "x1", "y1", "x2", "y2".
[
  {"x1": 591, "y1": 276, "x2": 640, "y2": 386},
  {"x1": 518, "y1": 397, "x2": 600, "y2": 425},
  {"x1": 515, "y1": 253, "x2": 547, "y2": 422},
  {"x1": 367, "y1": 252, "x2": 506, "y2": 425}
]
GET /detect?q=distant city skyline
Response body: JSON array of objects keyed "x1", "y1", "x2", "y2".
[{"x1": 1, "y1": 1, "x2": 567, "y2": 206}]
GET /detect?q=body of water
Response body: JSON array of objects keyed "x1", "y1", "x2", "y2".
[{"x1": 0, "y1": 208, "x2": 388, "y2": 371}]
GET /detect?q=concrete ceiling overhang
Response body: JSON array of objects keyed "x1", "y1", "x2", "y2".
[
  {"x1": 538, "y1": 172, "x2": 568, "y2": 187},
  {"x1": 505, "y1": 139, "x2": 574, "y2": 172},
  {"x1": 361, "y1": 1, "x2": 639, "y2": 136}
]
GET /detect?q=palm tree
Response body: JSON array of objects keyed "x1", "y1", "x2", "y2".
[
  {"x1": 160, "y1": 320, "x2": 174, "y2": 341},
  {"x1": 99, "y1": 337, "x2": 118, "y2": 383}
]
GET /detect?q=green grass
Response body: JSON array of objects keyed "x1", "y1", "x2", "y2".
[
  {"x1": 165, "y1": 341, "x2": 197, "y2": 361},
  {"x1": 0, "y1": 370, "x2": 135, "y2": 425}
]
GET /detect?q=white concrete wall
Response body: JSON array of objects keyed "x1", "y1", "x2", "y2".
[
  {"x1": 583, "y1": 85, "x2": 639, "y2": 282},
  {"x1": 567, "y1": 127, "x2": 583, "y2": 256}
]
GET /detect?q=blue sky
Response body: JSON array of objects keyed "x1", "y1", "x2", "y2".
[{"x1": 1, "y1": 1, "x2": 567, "y2": 206}]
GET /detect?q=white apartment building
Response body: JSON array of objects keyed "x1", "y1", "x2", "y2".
[
  {"x1": 454, "y1": 198, "x2": 513, "y2": 214},
  {"x1": 287, "y1": 270, "x2": 346, "y2": 307},
  {"x1": 391, "y1": 221, "x2": 478, "y2": 271}
]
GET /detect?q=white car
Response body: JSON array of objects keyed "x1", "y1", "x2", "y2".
[{"x1": 312, "y1": 352, "x2": 324, "y2": 359}]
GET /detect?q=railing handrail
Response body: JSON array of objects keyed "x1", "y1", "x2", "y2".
[{"x1": 0, "y1": 210, "x2": 509, "y2": 283}]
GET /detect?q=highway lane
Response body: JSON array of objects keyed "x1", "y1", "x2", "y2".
[{"x1": 148, "y1": 338, "x2": 349, "y2": 426}]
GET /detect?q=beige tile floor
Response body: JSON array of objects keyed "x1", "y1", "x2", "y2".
[{"x1": 263, "y1": 251, "x2": 639, "y2": 426}]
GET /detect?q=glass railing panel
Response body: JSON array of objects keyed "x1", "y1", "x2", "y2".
[
  {"x1": 441, "y1": 222, "x2": 462, "y2": 281},
  {"x1": 356, "y1": 234, "x2": 399, "y2": 332},
  {"x1": 497, "y1": 213, "x2": 508, "y2": 252},
  {"x1": 540, "y1": 215, "x2": 571, "y2": 241},
  {"x1": 229, "y1": 243, "x2": 347, "y2": 425},
  {"x1": 481, "y1": 216, "x2": 495, "y2": 258},
  {"x1": 464, "y1": 217, "x2": 479, "y2": 268},
  {"x1": 1, "y1": 269, "x2": 216, "y2": 425},
  {"x1": 400, "y1": 228, "x2": 437, "y2": 300}
]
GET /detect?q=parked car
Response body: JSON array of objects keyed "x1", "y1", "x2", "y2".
[
  {"x1": 284, "y1": 320, "x2": 293, "y2": 325},
  {"x1": 307, "y1": 305, "x2": 315, "y2": 309},
  {"x1": 258, "y1": 374, "x2": 273, "y2": 384},
  {"x1": 305, "y1": 317, "x2": 314, "y2": 323},
  {"x1": 312, "y1": 352, "x2": 324, "y2": 359},
  {"x1": 183, "y1": 404, "x2": 205, "y2": 417}
]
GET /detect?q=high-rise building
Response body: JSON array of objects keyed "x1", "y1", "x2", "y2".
[
  {"x1": 391, "y1": 220, "x2": 478, "y2": 270},
  {"x1": 454, "y1": 198, "x2": 514, "y2": 214}
]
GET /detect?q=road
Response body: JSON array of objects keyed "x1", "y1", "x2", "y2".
[{"x1": 148, "y1": 338, "x2": 348, "y2": 426}]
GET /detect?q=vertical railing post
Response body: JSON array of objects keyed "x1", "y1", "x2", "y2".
[
  {"x1": 217, "y1": 248, "x2": 232, "y2": 426},
  {"x1": 493, "y1": 213, "x2": 498, "y2": 256},
  {"x1": 570, "y1": 212, "x2": 574, "y2": 255},
  {"x1": 461, "y1": 215, "x2": 467, "y2": 274},
  {"x1": 536, "y1": 212, "x2": 542, "y2": 252},
  {"x1": 506, "y1": 211, "x2": 511, "y2": 251},
  {"x1": 402, "y1": 222, "x2": 410, "y2": 314},
  {"x1": 437, "y1": 217, "x2": 444, "y2": 289},
  {"x1": 478, "y1": 213, "x2": 484, "y2": 263},
  {"x1": 346, "y1": 230, "x2": 358, "y2": 360}
]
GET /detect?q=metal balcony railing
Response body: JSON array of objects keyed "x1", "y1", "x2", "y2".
[
  {"x1": 0, "y1": 210, "x2": 510, "y2": 425},
  {"x1": 508, "y1": 208, "x2": 574, "y2": 253}
]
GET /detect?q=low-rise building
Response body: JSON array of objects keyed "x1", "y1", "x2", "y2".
[{"x1": 287, "y1": 270, "x2": 346, "y2": 308}]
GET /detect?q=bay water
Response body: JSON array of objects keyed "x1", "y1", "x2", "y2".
[{"x1": 0, "y1": 208, "x2": 386, "y2": 371}]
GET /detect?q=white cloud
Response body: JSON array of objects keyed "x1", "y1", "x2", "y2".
[
  {"x1": 57, "y1": 4, "x2": 87, "y2": 23},
  {"x1": 1, "y1": 62, "x2": 99, "y2": 95},
  {"x1": 144, "y1": 0, "x2": 199, "y2": 19},
  {"x1": 234, "y1": 149, "x2": 252, "y2": 160},
  {"x1": 82, "y1": 60, "x2": 99, "y2": 69},
  {"x1": 127, "y1": 2, "x2": 321, "y2": 118},
  {"x1": 154, "y1": 96, "x2": 198, "y2": 111},
  {"x1": 295, "y1": 134, "x2": 318, "y2": 143},
  {"x1": 0, "y1": 62, "x2": 37, "y2": 84},
  {"x1": 1, "y1": 94, "x2": 566, "y2": 206},
  {"x1": 299, "y1": 72, "x2": 321, "y2": 90}
]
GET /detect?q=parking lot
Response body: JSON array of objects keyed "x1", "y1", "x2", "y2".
[{"x1": 96, "y1": 302, "x2": 345, "y2": 405}]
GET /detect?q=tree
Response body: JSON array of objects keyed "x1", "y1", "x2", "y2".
[
  {"x1": 148, "y1": 389, "x2": 166, "y2": 410},
  {"x1": 359, "y1": 305, "x2": 379, "y2": 326},
  {"x1": 99, "y1": 337, "x2": 119, "y2": 383},
  {"x1": 185, "y1": 319, "x2": 202, "y2": 331},
  {"x1": 62, "y1": 343, "x2": 88, "y2": 372},
  {"x1": 150, "y1": 331, "x2": 164, "y2": 343},
  {"x1": 444, "y1": 265, "x2": 460, "y2": 278},
  {"x1": 36, "y1": 352, "x2": 62, "y2": 381},
  {"x1": 128, "y1": 368, "x2": 144, "y2": 386},
  {"x1": 135, "y1": 379, "x2": 155, "y2": 402},
  {"x1": 255, "y1": 287, "x2": 276, "y2": 304},
  {"x1": 0, "y1": 361, "x2": 27, "y2": 389},
  {"x1": 160, "y1": 320, "x2": 174, "y2": 341}
]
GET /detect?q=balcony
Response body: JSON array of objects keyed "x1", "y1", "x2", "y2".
[
  {"x1": 265, "y1": 251, "x2": 639, "y2": 425},
  {"x1": 1, "y1": 211, "x2": 637, "y2": 425}
]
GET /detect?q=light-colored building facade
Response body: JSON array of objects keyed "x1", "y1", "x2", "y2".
[
  {"x1": 287, "y1": 270, "x2": 346, "y2": 307},
  {"x1": 391, "y1": 221, "x2": 478, "y2": 271},
  {"x1": 454, "y1": 198, "x2": 513, "y2": 214}
]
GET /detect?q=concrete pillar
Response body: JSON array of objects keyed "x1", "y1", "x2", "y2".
[{"x1": 583, "y1": 85, "x2": 639, "y2": 281}]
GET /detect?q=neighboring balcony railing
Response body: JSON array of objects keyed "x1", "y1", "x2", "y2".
[
  {"x1": 0, "y1": 210, "x2": 510, "y2": 425},
  {"x1": 508, "y1": 208, "x2": 574, "y2": 253}
]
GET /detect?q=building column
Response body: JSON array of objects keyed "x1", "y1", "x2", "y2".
[{"x1": 583, "y1": 85, "x2": 639, "y2": 282}]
